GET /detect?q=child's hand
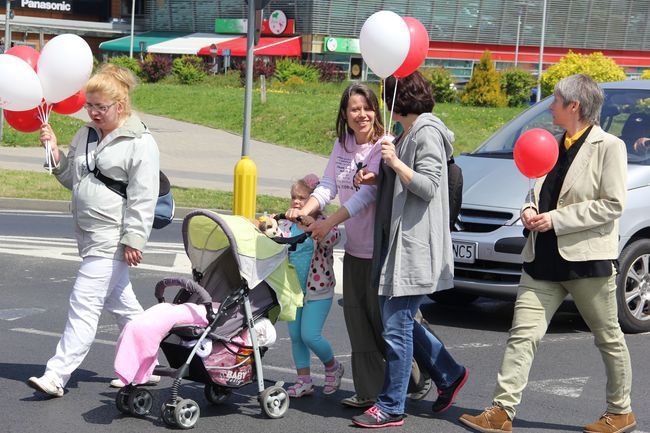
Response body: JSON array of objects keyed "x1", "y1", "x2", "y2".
[
  {"x1": 298, "y1": 215, "x2": 315, "y2": 228},
  {"x1": 354, "y1": 168, "x2": 377, "y2": 186}
]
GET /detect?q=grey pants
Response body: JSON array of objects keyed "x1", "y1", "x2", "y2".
[{"x1": 343, "y1": 253, "x2": 386, "y2": 399}]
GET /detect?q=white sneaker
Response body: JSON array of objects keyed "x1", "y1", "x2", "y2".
[
  {"x1": 110, "y1": 374, "x2": 161, "y2": 388},
  {"x1": 27, "y1": 375, "x2": 64, "y2": 397}
]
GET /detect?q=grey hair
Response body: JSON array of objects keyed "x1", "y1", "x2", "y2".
[{"x1": 553, "y1": 74, "x2": 604, "y2": 125}]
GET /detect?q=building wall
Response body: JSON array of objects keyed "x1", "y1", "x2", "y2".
[{"x1": 145, "y1": 0, "x2": 650, "y2": 52}]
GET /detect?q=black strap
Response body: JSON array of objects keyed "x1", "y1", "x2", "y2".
[{"x1": 86, "y1": 127, "x2": 128, "y2": 199}]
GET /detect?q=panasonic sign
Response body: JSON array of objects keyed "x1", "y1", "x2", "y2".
[{"x1": 20, "y1": 0, "x2": 72, "y2": 12}]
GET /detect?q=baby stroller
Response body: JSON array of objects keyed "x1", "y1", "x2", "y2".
[{"x1": 115, "y1": 210, "x2": 303, "y2": 429}]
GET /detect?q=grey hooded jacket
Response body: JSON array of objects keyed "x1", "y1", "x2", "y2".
[
  {"x1": 372, "y1": 113, "x2": 455, "y2": 297},
  {"x1": 52, "y1": 113, "x2": 160, "y2": 260}
]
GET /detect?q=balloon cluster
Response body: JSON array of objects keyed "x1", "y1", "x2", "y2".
[
  {"x1": 0, "y1": 34, "x2": 93, "y2": 133},
  {"x1": 359, "y1": 11, "x2": 429, "y2": 79}
]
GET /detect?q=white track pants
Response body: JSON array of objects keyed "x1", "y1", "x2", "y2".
[{"x1": 44, "y1": 256, "x2": 144, "y2": 387}]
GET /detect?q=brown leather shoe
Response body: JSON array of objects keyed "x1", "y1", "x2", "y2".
[
  {"x1": 459, "y1": 406, "x2": 512, "y2": 433},
  {"x1": 583, "y1": 412, "x2": 636, "y2": 433}
]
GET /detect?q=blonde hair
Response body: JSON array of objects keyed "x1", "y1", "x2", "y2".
[{"x1": 84, "y1": 64, "x2": 137, "y2": 119}]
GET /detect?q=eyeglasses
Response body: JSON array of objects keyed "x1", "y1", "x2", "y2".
[{"x1": 84, "y1": 102, "x2": 116, "y2": 114}]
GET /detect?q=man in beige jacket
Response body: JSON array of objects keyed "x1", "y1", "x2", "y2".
[{"x1": 459, "y1": 74, "x2": 636, "y2": 433}]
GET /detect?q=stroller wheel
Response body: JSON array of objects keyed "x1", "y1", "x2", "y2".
[
  {"x1": 161, "y1": 397, "x2": 181, "y2": 427},
  {"x1": 174, "y1": 398, "x2": 200, "y2": 429},
  {"x1": 115, "y1": 386, "x2": 132, "y2": 414},
  {"x1": 204, "y1": 384, "x2": 231, "y2": 405},
  {"x1": 127, "y1": 388, "x2": 153, "y2": 416},
  {"x1": 259, "y1": 386, "x2": 289, "y2": 419}
]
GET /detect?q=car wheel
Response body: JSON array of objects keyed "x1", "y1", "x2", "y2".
[
  {"x1": 616, "y1": 239, "x2": 650, "y2": 333},
  {"x1": 428, "y1": 290, "x2": 478, "y2": 305}
]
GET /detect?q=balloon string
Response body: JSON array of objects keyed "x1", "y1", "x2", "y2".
[
  {"x1": 37, "y1": 102, "x2": 54, "y2": 174},
  {"x1": 382, "y1": 78, "x2": 386, "y2": 137},
  {"x1": 387, "y1": 78, "x2": 399, "y2": 135}
]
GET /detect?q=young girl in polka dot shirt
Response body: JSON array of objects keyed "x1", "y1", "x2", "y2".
[{"x1": 278, "y1": 174, "x2": 344, "y2": 398}]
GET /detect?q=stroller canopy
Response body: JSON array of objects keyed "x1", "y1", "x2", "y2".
[{"x1": 182, "y1": 210, "x2": 303, "y2": 321}]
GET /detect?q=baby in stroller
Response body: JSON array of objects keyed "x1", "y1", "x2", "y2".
[{"x1": 112, "y1": 210, "x2": 304, "y2": 428}]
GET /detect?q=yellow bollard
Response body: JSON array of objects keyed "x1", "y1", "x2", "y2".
[{"x1": 233, "y1": 156, "x2": 257, "y2": 218}]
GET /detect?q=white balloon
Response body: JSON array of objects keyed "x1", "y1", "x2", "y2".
[
  {"x1": 38, "y1": 34, "x2": 93, "y2": 103},
  {"x1": 359, "y1": 11, "x2": 410, "y2": 79},
  {"x1": 0, "y1": 54, "x2": 43, "y2": 111}
]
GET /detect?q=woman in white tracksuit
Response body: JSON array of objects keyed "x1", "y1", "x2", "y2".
[{"x1": 27, "y1": 64, "x2": 160, "y2": 397}]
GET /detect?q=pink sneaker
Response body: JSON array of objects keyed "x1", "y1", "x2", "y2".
[
  {"x1": 323, "y1": 362, "x2": 344, "y2": 395},
  {"x1": 287, "y1": 379, "x2": 314, "y2": 398}
]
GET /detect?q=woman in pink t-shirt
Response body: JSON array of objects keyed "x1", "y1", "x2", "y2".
[{"x1": 286, "y1": 84, "x2": 386, "y2": 407}]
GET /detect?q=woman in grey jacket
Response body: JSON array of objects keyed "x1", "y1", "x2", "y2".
[
  {"x1": 352, "y1": 72, "x2": 467, "y2": 428},
  {"x1": 27, "y1": 64, "x2": 160, "y2": 397}
]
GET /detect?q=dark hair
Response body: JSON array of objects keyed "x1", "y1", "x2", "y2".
[
  {"x1": 383, "y1": 71, "x2": 435, "y2": 116},
  {"x1": 336, "y1": 83, "x2": 384, "y2": 151}
]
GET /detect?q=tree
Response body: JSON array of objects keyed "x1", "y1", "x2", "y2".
[
  {"x1": 461, "y1": 51, "x2": 507, "y2": 107},
  {"x1": 501, "y1": 68, "x2": 536, "y2": 107},
  {"x1": 641, "y1": 69, "x2": 650, "y2": 80},
  {"x1": 540, "y1": 51, "x2": 625, "y2": 96}
]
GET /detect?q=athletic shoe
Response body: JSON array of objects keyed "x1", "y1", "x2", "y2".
[
  {"x1": 27, "y1": 375, "x2": 64, "y2": 397},
  {"x1": 110, "y1": 374, "x2": 161, "y2": 388},
  {"x1": 432, "y1": 366, "x2": 468, "y2": 413},
  {"x1": 352, "y1": 405, "x2": 405, "y2": 428},
  {"x1": 341, "y1": 394, "x2": 376, "y2": 408}
]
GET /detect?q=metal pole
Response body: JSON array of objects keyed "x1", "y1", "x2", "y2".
[
  {"x1": 4, "y1": 0, "x2": 11, "y2": 49},
  {"x1": 514, "y1": 8, "x2": 522, "y2": 67},
  {"x1": 1, "y1": 0, "x2": 11, "y2": 143},
  {"x1": 232, "y1": 0, "x2": 258, "y2": 218},
  {"x1": 129, "y1": 0, "x2": 135, "y2": 58},
  {"x1": 242, "y1": 0, "x2": 255, "y2": 157},
  {"x1": 536, "y1": 0, "x2": 547, "y2": 102}
]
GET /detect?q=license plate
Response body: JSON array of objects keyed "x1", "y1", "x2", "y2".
[{"x1": 453, "y1": 241, "x2": 477, "y2": 264}]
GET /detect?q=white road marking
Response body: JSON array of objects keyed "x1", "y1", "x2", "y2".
[
  {"x1": 528, "y1": 376, "x2": 589, "y2": 398},
  {"x1": 0, "y1": 235, "x2": 192, "y2": 274},
  {"x1": 0, "y1": 308, "x2": 46, "y2": 321}
]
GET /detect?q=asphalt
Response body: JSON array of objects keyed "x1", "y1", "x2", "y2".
[{"x1": 0, "y1": 110, "x2": 329, "y2": 215}]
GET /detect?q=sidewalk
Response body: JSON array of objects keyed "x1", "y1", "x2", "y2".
[{"x1": 0, "y1": 111, "x2": 329, "y2": 198}]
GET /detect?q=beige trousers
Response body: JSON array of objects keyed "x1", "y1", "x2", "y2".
[{"x1": 493, "y1": 271, "x2": 632, "y2": 420}]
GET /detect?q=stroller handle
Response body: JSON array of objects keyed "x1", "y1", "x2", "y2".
[
  {"x1": 154, "y1": 277, "x2": 216, "y2": 322},
  {"x1": 155, "y1": 277, "x2": 212, "y2": 305}
]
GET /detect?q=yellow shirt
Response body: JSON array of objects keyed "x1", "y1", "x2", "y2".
[{"x1": 564, "y1": 125, "x2": 590, "y2": 150}]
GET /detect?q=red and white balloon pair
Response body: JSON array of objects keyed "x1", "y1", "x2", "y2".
[
  {"x1": 359, "y1": 11, "x2": 429, "y2": 130},
  {"x1": 0, "y1": 34, "x2": 93, "y2": 171}
]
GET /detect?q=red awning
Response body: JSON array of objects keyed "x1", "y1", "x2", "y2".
[{"x1": 198, "y1": 36, "x2": 301, "y2": 57}]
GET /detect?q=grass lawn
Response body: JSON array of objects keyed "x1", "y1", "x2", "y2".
[
  {"x1": 1, "y1": 75, "x2": 526, "y2": 210},
  {"x1": 0, "y1": 169, "x2": 292, "y2": 214},
  {"x1": 1, "y1": 75, "x2": 526, "y2": 156}
]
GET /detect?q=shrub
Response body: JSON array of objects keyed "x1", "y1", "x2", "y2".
[
  {"x1": 501, "y1": 68, "x2": 536, "y2": 107},
  {"x1": 461, "y1": 51, "x2": 507, "y2": 107},
  {"x1": 540, "y1": 51, "x2": 626, "y2": 96},
  {"x1": 172, "y1": 55, "x2": 207, "y2": 85},
  {"x1": 237, "y1": 58, "x2": 276, "y2": 83},
  {"x1": 310, "y1": 61, "x2": 344, "y2": 82},
  {"x1": 274, "y1": 58, "x2": 319, "y2": 83},
  {"x1": 421, "y1": 67, "x2": 457, "y2": 103},
  {"x1": 141, "y1": 54, "x2": 172, "y2": 83},
  {"x1": 640, "y1": 69, "x2": 650, "y2": 80},
  {"x1": 108, "y1": 55, "x2": 142, "y2": 78}
]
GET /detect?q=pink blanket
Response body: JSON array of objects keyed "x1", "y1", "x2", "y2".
[{"x1": 114, "y1": 303, "x2": 208, "y2": 385}]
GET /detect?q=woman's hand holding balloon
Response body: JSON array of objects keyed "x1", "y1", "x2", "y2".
[{"x1": 40, "y1": 124, "x2": 60, "y2": 166}]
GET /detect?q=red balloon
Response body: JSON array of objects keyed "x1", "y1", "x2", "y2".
[
  {"x1": 393, "y1": 17, "x2": 430, "y2": 79},
  {"x1": 4, "y1": 107, "x2": 43, "y2": 133},
  {"x1": 513, "y1": 128, "x2": 559, "y2": 178},
  {"x1": 5, "y1": 45, "x2": 40, "y2": 71},
  {"x1": 52, "y1": 90, "x2": 86, "y2": 115}
]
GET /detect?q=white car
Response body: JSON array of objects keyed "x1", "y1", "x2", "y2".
[{"x1": 442, "y1": 80, "x2": 650, "y2": 333}]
